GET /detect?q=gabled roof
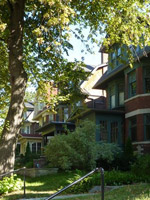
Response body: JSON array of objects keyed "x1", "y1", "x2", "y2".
[
  {"x1": 24, "y1": 102, "x2": 34, "y2": 110},
  {"x1": 69, "y1": 107, "x2": 125, "y2": 121},
  {"x1": 94, "y1": 64, "x2": 126, "y2": 89}
]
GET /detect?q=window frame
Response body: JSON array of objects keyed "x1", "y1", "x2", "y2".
[
  {"x1": 144, "y1": 67, "x2": 150, "y2": 93},
  {"x1": 128, "y1": 70, "x2": 136, "y2": 98},
  {"x1": 129, "y1": 116, "x2": 137, "y2": 142},
  {"x1": 144, "y1": 114, "x2": 150, "y2": 141},
  {"x1": 100, "y1": 120, "x2": 107, "y2": 142},
  {"x1": 110, "y1": 121, "x2": 118, "y2": 143}
]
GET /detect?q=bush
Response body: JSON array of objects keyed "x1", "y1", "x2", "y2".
[
  {"x1": 131, "y1": 154, "x2": 150, "y2": 179},
  {"x1": 15, "y1": 153, "x2": 40, "y2": 168},
  {"x1": 66, "y1": 170, "x2": 143, "y2": 194},
  {"x1": 45, "y1": 120, "x2": 97, "y2": 170},
  {"x1": 0, "y1": 174, "x2": 22, "y2": 194},
  {"x1": 96, "y1": 142, "x2": 122, "y2": 170}
]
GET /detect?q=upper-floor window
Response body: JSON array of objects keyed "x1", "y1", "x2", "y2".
[
  {"x1": 38, "y1": 102, "x2": 45, "y2": 111},
  {"x1": 21, "y1": 125, "x2": 30, "y2": 134},
  {"x1": 129, "y1": 116, "x2": 137, "y2": 142},
  {"x1": 49, "y1": 114, "x2": 54, "y2": 121},
  {"x1": 110, "y1": 52, "x2": 116, "y2": 69},
  {"x1": 118, "y1": 84, "x2": 124, "y2": 106},
  {"x1": 110, "y1": 87, "x2": 115, "y2": 109},
  {"x1": 144, "y1": 67, "x2": 150, "y2": 93},
  {"x1": 116, "y1": 48, "x2": 121, "y2": 66},
  {"x1": 128, "y1": 70, "x2": 136, "y2": 97},
  {"x1": 64, "y1": 108, "x2": 69, "y2": 122}
]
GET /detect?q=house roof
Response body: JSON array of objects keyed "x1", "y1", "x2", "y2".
[
  {"x1": 94, "y1": 64, "x2": 126, "y2": 89},
  {"x1": 35, "y1": 121, "x2": 75, "y2": 132},
  {"x1": 24, "y1": 102, "x2": 34, "y2": 110},
  {"x1": 19, "y1": 133, "x2": 42, "y2": 139},
  {"x1": 69, "y1": 107, "x2": 125, "y2": 121},
  {"x1": 94, "y1": 47, "x2": 150, "y2": 89}
]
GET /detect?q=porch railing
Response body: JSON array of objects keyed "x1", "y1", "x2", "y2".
[
  {"x1": 0, "y1": 167, "x2": 26, "y2": 198},
  {"x1": 45, "y1": 167, "x2": 104, "y2": 200}
]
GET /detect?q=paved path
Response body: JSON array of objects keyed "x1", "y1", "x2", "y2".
[{"x1": 19, "y1": 193, "x2": 97, "y2": 200}]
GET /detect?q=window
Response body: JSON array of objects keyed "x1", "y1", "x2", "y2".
[
  {"x1": 100, "y1": 121, "x2": 107, "y2": 141},
  {"x1": 37, "y1": 143, "x2": 41, "y2": 153},
  {"x1": 38, "y1": 102, "x2": 45, "y2": 110},
  {"x1": 23, "y1": 112, "x2": 27, "y2": 119},
  {"x1": 111, "y1": 52, "x2": 116, "y2": 68},
  {"x1": 110, "y1": 87, "x2": 115, "y2": 109},
  {"x1": 22, "y1": 125, "x2": 30, "y2": 134},
  {"x1": 49, "y1": 114, "x2": 53, "y2": 121},
  {"x1": 118, "y1": 84, "x2": 124, "y2": 106},
  {"x1": 64, "y1": 108, "x2": 69, "y2": 122},
  {"x1": 145, "y1": 114, "x2": 150, "y2": 140},
  {"x1": 116, "y1": 48, "x2": 121, "y2": 66},
  {"x1": 129, "y1": 70, "x2": 136, "y2": 97},
  {"x1": 31, "y1": 142, "x2": 41, "y2": 153},
  {"x1": 144, "y1": 67, "x2": 150, "y2": 93},
  {"x1": 111, "y1": 122, "x2": 118, "y2": 143},
  {"x1": 130, "y1": 117, "x2": 137, "y2": 142},
  {"x1": 32, "y1": 143, "x2": 36, "y2": 153}
]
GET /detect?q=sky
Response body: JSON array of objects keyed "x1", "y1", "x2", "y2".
[{"x1": 64, "y1": 26, "x2": 102, "y2": 66}]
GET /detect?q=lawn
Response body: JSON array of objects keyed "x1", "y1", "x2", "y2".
[{"x1": 0, "y1": 171, "x2": 150, "y2": 200}]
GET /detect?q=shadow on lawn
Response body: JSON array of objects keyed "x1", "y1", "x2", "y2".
[{"x1": 25, "y1": 171, "x2": 85, "y2": 193}]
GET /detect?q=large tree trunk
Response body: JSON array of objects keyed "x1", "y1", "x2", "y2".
[{"x1": 0, "y1": 0, "x2": 27, "y2": 174}]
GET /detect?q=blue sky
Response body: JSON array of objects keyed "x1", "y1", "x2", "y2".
[{"x1": 64, "y1": 26, "x2": 102, "y2": 66}]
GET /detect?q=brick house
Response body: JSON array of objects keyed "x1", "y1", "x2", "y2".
[{"x1": 94, "y1": 45, "x2": 150, "y2": 154}]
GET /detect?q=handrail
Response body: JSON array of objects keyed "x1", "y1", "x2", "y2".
[
  {"x1": 0, "y1": 167, "x2": 26, "y2": 198},
  {"x1": 45, "y1": 167, "x2": 104, "y2": 200}
]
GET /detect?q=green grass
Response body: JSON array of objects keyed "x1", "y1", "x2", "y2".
[
  {"x1": 56, "y1": 184, "x2": 150, "y2": 200},
  {"x1": 0, "y1": 171, "x2": 150, "y2": 200}
]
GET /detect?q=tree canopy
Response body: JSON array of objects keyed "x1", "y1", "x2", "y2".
[{"x1": 0, "y1": 0, "x2": 150, "y2": 173}]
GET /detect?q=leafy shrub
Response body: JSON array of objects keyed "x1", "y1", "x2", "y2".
[
  {"x1": 0, "y1": 174, "x2": 22, "y2": 194},
  {"x1": 15, "y1": 153, "x2": 40, "y2": 168},
  {"x1": 66, "y1": 170, "x2": 143, "y2": 194},
  {"x1": 131, "y1": 154, "x2": 150, "y2": 179},
  {"x1": 96, "y1": 142, "x2": 122, "y2": 170},
  {"x1": 45, "y1": 120, "x2": 97, "y2": 170}
]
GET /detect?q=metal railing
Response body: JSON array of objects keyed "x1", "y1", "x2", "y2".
[
  {"x1": 0, "y1": 167, "x2": 26, "y2": 198},
  {"x1": 45, "y1": 167, "x2": 104, "y2": 200}
]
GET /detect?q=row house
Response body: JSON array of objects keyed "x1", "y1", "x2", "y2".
[
  {"x1": 94, "y1": 45, "x2": 150, "y2": 154},
  {"x1": 17, "y1": 102, "x2": 42, "y2": 155},
  {"x1": 33, "y1": 63, "x2": 108, "y2": 146}
]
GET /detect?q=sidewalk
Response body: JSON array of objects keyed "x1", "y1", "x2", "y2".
[{"x1": 19, "y1": 193, "x2": 97, "y2": 200}]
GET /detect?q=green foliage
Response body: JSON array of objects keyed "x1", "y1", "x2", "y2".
[
  {"x1": 124, "y1": 137, "x2": 134, "y2": 160},
  {"x1": 131, "y1": 154, "x2": 150, "y2": 179},
  {"x1": 96, "y1": 142, "x2": 122, "y2": 164},
  {"x1": 45, "y1": 120, "x2": 97, "y2": 170},
  {"x1": 0, "y1": 175, "x2": 22, "y2": 195},
  {"x1": 45, "y1": 120, "x2": 123, "y2": 171},
  {"x1": 66, "y1": 170, "x2": 143, "y2": 194},
  {"x1": 25, "y1": 142, "x2": 31, "y2": 162},
  {"x1": 15, "y1": 153, "x2": 40, "y2": 168}
]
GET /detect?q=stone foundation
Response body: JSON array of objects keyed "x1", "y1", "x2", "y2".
[{"x1": 17, "y1": 168, "x2": 58, "y2": 177}]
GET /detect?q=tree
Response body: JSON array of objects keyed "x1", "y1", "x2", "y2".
[{"x1": 0, "y1": 0, "x2": 150, "y2": 174}]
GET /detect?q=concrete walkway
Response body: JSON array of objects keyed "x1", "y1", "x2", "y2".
[{"x1": 19, "y1": 193, "x2": 98, "y2": 200}]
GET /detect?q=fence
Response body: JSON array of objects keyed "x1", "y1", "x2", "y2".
[
  {"x1": 45, "y1": 167, "x2": 104, "y2": 200},
  {"x1": 0, "y1": 167, "x2": 104, "y2": 200}
]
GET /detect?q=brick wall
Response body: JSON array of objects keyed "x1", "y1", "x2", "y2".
[{"x1": 125, "y1": 95, "x2": 150, "y2": 113}]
